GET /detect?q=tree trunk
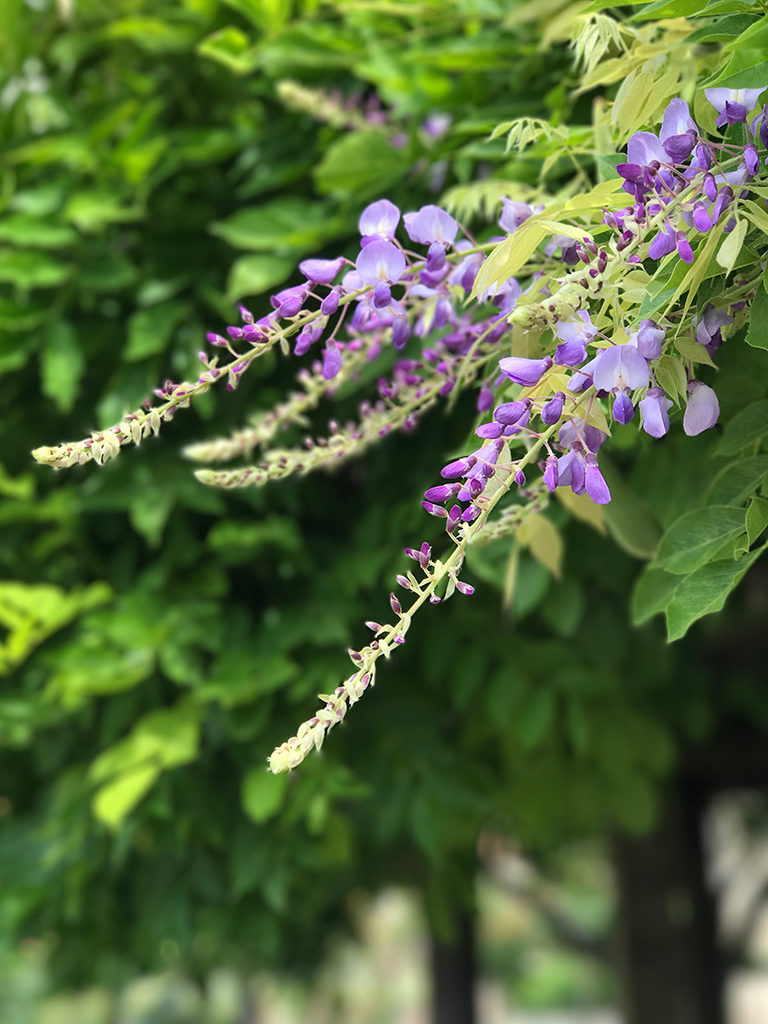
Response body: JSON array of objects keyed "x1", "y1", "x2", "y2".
[
  {"x1": 428, "y1": 908, "x2": 476, "y2": 1024},
  {"x1": 613, "y1": 781, "x2": 723, "y2": 1024}
]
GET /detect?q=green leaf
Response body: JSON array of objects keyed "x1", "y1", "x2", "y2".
[
  {"x1": 313, "y1": 131, "x2": 413, "y2": 199},
  {"x1": 654, "y1": 505, "x2": 746, "y2": 575},
  {"x1": 716, "y1": 217, "x2": 747, "y2": 275},
  {"x1": 515, "y1": 687, "x2": 555, "y2": 751},
  {"x1": 0, "y1": 249, "x2": 70, "y2": 289},
  {"x1": 64, "y1": 192, "x2": 142, "y2": 232},
  {"x1": 40, "y1": 321, "x2": 85, "y2": 413},
  {"x1": 746, "y1": 496, "x2": 768, "y2": 545},
  {"x1": 0, "y1": 214, "x2": 78, "y2": 249},
  {"x1": 227, "y1": 253, "x2": 294, "y2": 301},
  {"x1": 746, "y1": 285, "x2": 768, "y2": 351},
  {"x1": 706, "y1": 456, "x2": 768, "y2": 506},
  {"x1": 197, "y1": 26, "x2": 258, "y2": 74},
  {"x1": 706, "y1": 51, "x2": 768, "y2": 89},
  {"x1": 631, "y1": 567, "x2": 680, "y2": 626},
  {"x1": 210, "y1": 197, "x2": 342, "y2": 255},
  {"x1": 717, "y1": 399, "x2": 768, "y2": 455},
  {"x1": 242, "y1": 767, "x2": 289, "y2": 824},
  {"x1": 665, "y1": 547, "x2": 766, "y2": 641},
  {"x1": 125, "y1": 300, "x2": 187, "y2": 361}
]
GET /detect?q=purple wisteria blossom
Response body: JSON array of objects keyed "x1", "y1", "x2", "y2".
[
  {"x1": 639, "y1": 388, "x2": 673, "y2": 439},
  {"x1": 683, "y1": 381, "x2": 720, "y2": 436},
  {"x1": 359, "y1": 199, "x2": 400, "y2": 241},
  {"x1": 695, "y1": 305, "x2": 733, "y2": 358},
  {"x1": 705, "y1": 88, "x2": 764, "y2": 129},
  {"x1": 356, "y1": 240, "x2": 406, "y2": 286},
  {"x1": 403, "y1": 205, "x2": 459, "y2": 245}
]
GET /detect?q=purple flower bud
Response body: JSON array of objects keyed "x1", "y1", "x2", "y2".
[
  {"x1": 712, "y1": 185, "x2": 734, "y2": 224},
  {"x1": 676, "y1": 230, "x2": 694, "y2": 264},
  {"x1": 455, "y1": 580, "x2": 475, "y2": 596},
  {"x1": 475, "y1": 421, "x2": 504, "y2": 439},
  {"x1": 612, "y1": 392, "x2": 634, "y2": 424},
  {"x1": 294, "y1": 329, "x2": 314, "y2": 357},
  {"x1": 299, "y1": 257, "x2": 345, "y2": 285},
  {"x1": 745, "y1": 142, "x2": 759, "y2": 176},
  {"x1": 365, "y1": 621, "x2": 382, "y2": 632},
  {"x1": 392, "y1": 317, "x2": 410, "y2": 350},
  {"x1": 239, "y1": 305, "x2": 254, "y2": 324},
  {"x1": 703, "y1": 174, "x2": 717, "y2": 202},
  {"x1": 448, "y1": 504, "x2": 462, "y2": 522},
  {"x1": 356, "y1": 239, "x2": 406, "y2": 285},
  {"x1": 584, "y1": 454, "x2": 611, "y2": 505},
  {"x1": 498, "y1": 355, "x2": 553, "y2": 387},
  {"x1": 554, "y1": 337, "x2": 587, "y2": 367},
  {"x1": 359, "y1": 199, "x2": 400, "y2": 239},
  {"x1": 695, "y1": 304, "x2": 733, "y2": 354},
  {"x1": 426, "y1": 241, "x2": 447, "y2": 273},
  {"x1": 206, "y1": 332, "x2": 228, "y2": 347},
  {"x1": 461, "y1": 505, "x2": 480, "y2": 523},
  {"x1": 543, "y1": 455, "x2": 559, "y2": 491},
  {"x1": 441, "y1": 457, "x2": 473, "y2": 479},
  {"x1": 395, "y1": 574, "x2": 411, "y2": 589},
  {"x1": 493, "y1": 400, "x2": 530, "y2": 425},
  {"x1": 477, "y1": 384, "x2": 494, "y2": 413},
  {"x1": 322, "y1": 345, "x2": 343, "y2": 380},
  {"x1": 541, "y1": 391, "x2": 565, "y2": 425},
  {"x1": 639, "y1": 387, "x2": 673, "y2": 438},
  {"x1": 557, "y1": 450, "x2": 586, "y2": 494},
  {"x1": 422, "y1": 501, "x2": 449, "y2": 517},
  {"x1": 692, "y1": 203, "x2": 713, "y2": 233},
  {"x1": 424, "y1": 484, "x2": 456, "y2": 503},
  {"x1": 683, "y1": 381, "x2": 720, "y2": 436},
  {"x1": 226, "y1": 326, "x2": 243, "y2": 340},
  {"x1": 321, "y1": 289, "x2": 340, "y2": 316},
  {"x1": 390, "y1": 592, "x2": 402, "y2": 614},
  {"x1": 514, "y1": 470, "x2": 526, "y2": 486},
  {"x1": 750, "y1": 105, "x2": 768, "y2": 149},
  {"x1": 403, "y1": 204, "x2": 458, "y2": 245}
]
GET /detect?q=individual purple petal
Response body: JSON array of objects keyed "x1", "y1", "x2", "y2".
[
  {"x1": 426, "y1": 240, "x2": 447, "y2": 273},
  {"x1": 498, "y1": 355, "x2": 552, "y2": 387},
  {"x1": 627, "y1": 131, "x2": 665, "y2": 168},
  {"x1": 441, "y1": 457, "x2": 474, "y2": 479},
  {"x1": 648, "y1": 225, "x2": 676, "y2": 260},
  {"x1": 613, "y1": 392, "x2": 634, "y2": 424},
  {"x1": 476, "y1": 384, "x2": 494, "y2": 413},
  {"x1": 557, "y1": 450, "x2": 586, "y2": 494},
  {"x1": 592, "y1": 344, "x2": 649, "y2": 393},
  {"x1": 541, "y1": 391, "x2": 565, "y2": 425},
  {"x1": 555, "y1": 309, "x2": 597, "y2": 345},
  {"x1": 639, "y1": 387, "x2": 673, "y2": 438},
  {"x1": 695, "y1": 305, "x2": 733, "y2": 354},
  {"x1": 322, "y1": 345, "x2": 343, "y2": 380},
  {"x1": 584, "y1": 454, "x2": 611, "y2": 504},
  {"x1": 663, "y1": 132, "x2": 697, "y2": 163},
  {"x1": 683, "y1": 381, "x2": 720, "y2": 436},
  {"x1": 403, "y1": 204, "x2": 458, "y2": 245},
  {"x1": 558, "y1": 417, "x2": 607, "y2": 453},
  {"x1": 298, "y1": 257, "x2": 345, "y2": 285},
  {"x1": 359, "y1": 199, "x2": 400, "y2": 239},
  {"x1": 703, "y1": 174, "x2": 717, "y2": 202},
  {"x1": 356, "y1": 239, "x2": 406, "y2": 285}
]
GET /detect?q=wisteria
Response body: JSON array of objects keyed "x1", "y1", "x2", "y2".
[{"x1": 32, "y1": 87, "x2": 768, "y2": 773}]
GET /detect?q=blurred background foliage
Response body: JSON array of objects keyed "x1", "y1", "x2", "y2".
[{"x1": 2, "y1": 0, "x2": 768, "y2": 1017}]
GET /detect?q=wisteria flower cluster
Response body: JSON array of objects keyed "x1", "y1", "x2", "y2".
[{"x1": 33, "y1": 88, "x2": 768, "y2": 773}]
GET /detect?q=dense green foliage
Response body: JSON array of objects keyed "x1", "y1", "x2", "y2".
[{"x1": 3, "y1": 0, "x2": 768, "y2": 999}]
